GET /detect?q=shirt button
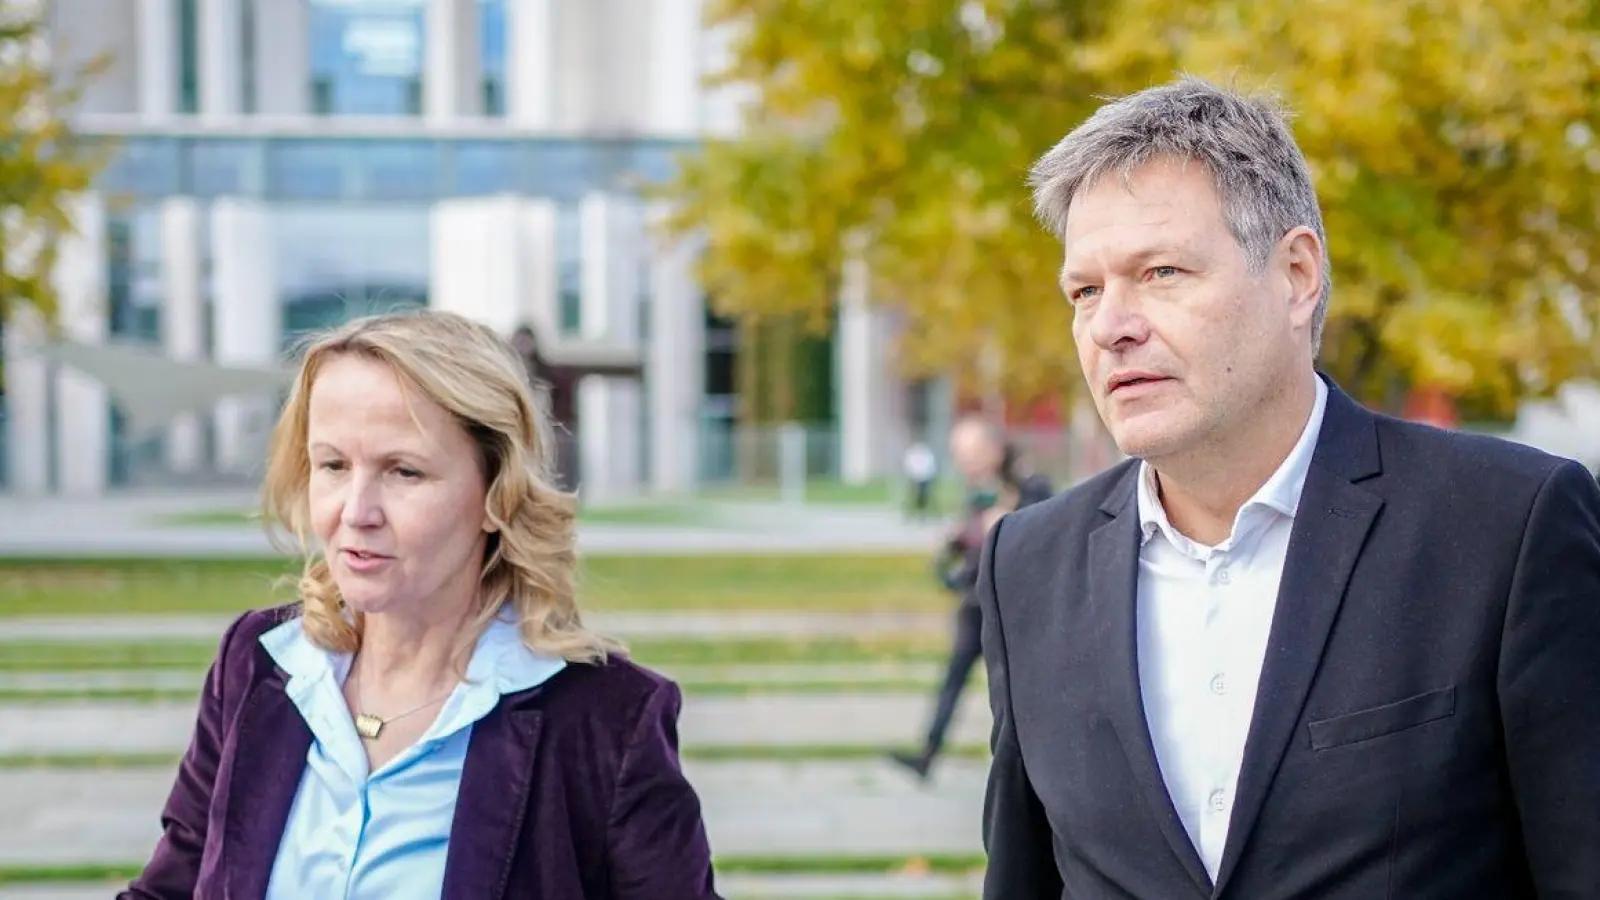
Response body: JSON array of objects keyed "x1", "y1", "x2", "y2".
[
  {"x1": 1209, "y1": 789, "x2": 1228, "y2": 813},
  {"x1": 1209, "y1": 674, "x2": 1228, "y2": 695},
  {"x1": 1216, "y1": 567, "x2": 1232, "y2": 584}
]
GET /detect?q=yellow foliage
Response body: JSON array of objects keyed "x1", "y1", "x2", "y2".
[
  {"x1": 660, "y1": 0, "x2": 1600, "y2": 416},
  {"x1": 0, "y1": 9, "x2": 114, "y2": 332}
]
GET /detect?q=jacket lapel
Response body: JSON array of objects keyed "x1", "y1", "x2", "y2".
[
  {"x1": 1210, "y1": 386, "x2": 1384, "y2": 897},
  {"x1": 441, "y1": 693, "x2": 544, "y2": 900},
  {"x1": 1090, "y1": 467, "x2": 1214, "y2": 895},
  {"x1": 223, "y1": 665, "x2": 313, "y2": 900}
]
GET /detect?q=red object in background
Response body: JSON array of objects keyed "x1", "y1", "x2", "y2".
[{"x1": 1404, "y1": 385, "x2": 1459, "y2": 429}]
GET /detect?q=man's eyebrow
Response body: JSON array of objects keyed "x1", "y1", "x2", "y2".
[{"x1": 1060, "y1": 245, "x2": 1189, "y2": 284}]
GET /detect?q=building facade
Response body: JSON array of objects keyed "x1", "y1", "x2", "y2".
[{"x1": 2, "y1": 0, "x2": 915, "y2": 498}]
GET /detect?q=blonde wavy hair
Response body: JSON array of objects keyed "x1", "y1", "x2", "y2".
[{"x1": 260, "y1": 309, "x2": 622, "y2": 666}]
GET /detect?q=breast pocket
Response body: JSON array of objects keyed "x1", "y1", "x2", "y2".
[{"x1": 1307, "y1": 686, "x2": 1457, "y2": 751}]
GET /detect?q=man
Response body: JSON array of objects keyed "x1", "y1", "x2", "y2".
[
  {"x1": 977, "y1": 76, "x2": 1600, "y2": 899},
  {"x1": 890, "y1": 417, "x2": 1052, "y2": 781}
]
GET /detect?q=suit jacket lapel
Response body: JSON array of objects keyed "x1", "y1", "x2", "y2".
[
  {"x1": 1211, "y1": 386, "x2": 1384, "y2": 897},
  {"x1": 1090, "y1": 468, "x2": 1214, "y2": 895},
  {"x1": 441, "y1": 694, "x2": 544, "y2": 900},
  {"x1": 223, "y1": 665, "x2": 313, "y2": 900}
]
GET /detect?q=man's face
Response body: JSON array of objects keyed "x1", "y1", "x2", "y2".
[{"x1": 1060, "y1": 158, "x2": 1312, "y2": 462}]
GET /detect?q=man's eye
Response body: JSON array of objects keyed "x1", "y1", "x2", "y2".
[
  {"x1": 1152, "y1": 266, "x2": 1178, "y2": 278},
  {"x1": 1071, "y1": 286, "x2": 1100, "y2": 303}
]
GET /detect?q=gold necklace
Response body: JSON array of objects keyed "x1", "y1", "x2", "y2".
[{"x1": 351, "y1": 667, "x2": 454, "y2": 741}]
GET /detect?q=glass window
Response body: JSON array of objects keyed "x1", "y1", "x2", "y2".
[
  {"x1": 190, "y1": 140, "x2": 253, "y2": 196},
  {"x1": 177, "y1": 0, "x2": 199, "y2": 114},
  {"x1": 556, "y1": 202, "x2": 582, "y2": 335},
  {"x1": 362, "y1": 141, "x2": 441, "y2": 200},
  {"x1": 271, "y1": 205, "x2": 431, "y2": 350},
  {"x1": 267, "y1": 140, "x2": 350, "y2": 199},
  {"x1": 101, "y1": 139, "x2": 183, "y2": 197},
  {"x1": 453, "y1": 141, "x2": 521, "y2": 194},
  {"x1": 308, "y1": 0, "x2": 426, "y2": 116},
  {"x1": 533, "y1": 143, "x2": 604, "y2": 201},
  {"x1": 480, "y1": 0, "x2": 506, "y2": 117}
]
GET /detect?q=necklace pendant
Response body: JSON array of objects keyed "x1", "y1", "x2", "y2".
[{"x1": 355, "y1": 713, "x2": 384, "y2": 740}]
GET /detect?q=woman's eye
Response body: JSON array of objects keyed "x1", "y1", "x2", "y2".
[{"x1": 394, "y1": 467, "x2": 423, "y2": 480}]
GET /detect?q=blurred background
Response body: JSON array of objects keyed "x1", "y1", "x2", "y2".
[{"x1": 1, "y1": 0, "x2": 1597, "y2": 898}]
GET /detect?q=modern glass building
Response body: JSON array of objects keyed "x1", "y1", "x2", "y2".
[{"x1": 2, "y1": 0, "x2": 915, "y2": 497}]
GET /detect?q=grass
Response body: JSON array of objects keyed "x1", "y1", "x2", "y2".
[
  {"x1": 0, "y1": 633, "x2": 951, "y2": 671},
  {"x1": 0, "y1": 744, "x2": 990, "y2": 770},
  {"x1": 0, "y1": 855, "x2": 987, "y2": 886},
  {"x1": 0, "y1": 554, "x2": 950, "y2": 617}
]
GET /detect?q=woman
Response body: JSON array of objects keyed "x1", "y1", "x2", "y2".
[
  {"x1": 121, "y1": 310, "x2": 721, "y2": 899},
  {"x1": 889, "y1": 417, "x2": 1053, "y2": 781}
]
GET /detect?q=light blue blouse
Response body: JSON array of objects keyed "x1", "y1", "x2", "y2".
[{"x1": 258, "y1": 610, "x2": 566, "y2": 900}]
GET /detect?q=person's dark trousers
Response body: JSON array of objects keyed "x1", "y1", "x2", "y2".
[{"x1": 893, "y1": 600, "x2": 983, "y2": 779}]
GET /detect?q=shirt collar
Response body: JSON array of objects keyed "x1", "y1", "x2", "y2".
[
  {"x1": 1137, "y1": 376, "x2": 1329, "y2": 549},
  {"x1": 259, "y1": 605, "x2": 567, "y2": 714}
]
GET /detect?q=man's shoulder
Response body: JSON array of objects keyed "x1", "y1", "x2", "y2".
[
  {"x1": 1372, "y1": 413, "x2": 1580, "y2": 490},
  {"x1": 1005, "y1": 459, "x2": 1137, "y2": 536}
]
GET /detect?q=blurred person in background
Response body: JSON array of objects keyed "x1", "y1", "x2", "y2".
[
  {"x1": 888, "y1": 416, "x2": 1052, "y2": 781},
  {"x1": 122, "y1": 310, "x2": 720, "y2": 900},
  {"x1": 902, "y1": 438, "x2": 940, "y2": 521},
  {"x1": 978, "y1": 75, "x2": 1600, "y2": 899}
]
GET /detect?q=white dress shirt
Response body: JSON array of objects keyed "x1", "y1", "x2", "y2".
[{"x1": 1134, "y1": 377, "x2": 1328, "y2": 881}]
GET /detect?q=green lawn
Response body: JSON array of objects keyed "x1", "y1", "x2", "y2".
[
  {"x1": 0, "y1": 554, "x2": 950, "y2": 617},
  {"x1": 0, "y1": 633, "x2": 952, "y2": 671}
]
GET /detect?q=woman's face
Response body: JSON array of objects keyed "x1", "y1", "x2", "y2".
[{"x1": 305, "y1": 354, "x2": 494, "y2": 623}]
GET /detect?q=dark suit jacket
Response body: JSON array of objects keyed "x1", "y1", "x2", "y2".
[
  {"x1": 121, "y1": 606, "x2": 721, "y2": 900},
  {"x1": 978, "y1": 381, "x2": 1600, "y2": 899}
]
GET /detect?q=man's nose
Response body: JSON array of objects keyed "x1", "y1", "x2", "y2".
[{"x1": 1085, "y1": 282, "x2": 1150, "y2": 351}]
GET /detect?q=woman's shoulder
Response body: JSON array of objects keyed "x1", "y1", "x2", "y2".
[
  {"x1": 535, "y1": 654, "x2": 683, "y2": 729},
  {"x1": 214, "y1": 603, "x2": 304, "y2": 666}
]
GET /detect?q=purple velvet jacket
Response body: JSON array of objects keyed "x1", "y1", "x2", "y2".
[{"x1": 119, "y1": 607, "x2": 722, "y2": 900}]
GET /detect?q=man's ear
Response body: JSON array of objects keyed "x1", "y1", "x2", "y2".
[{"x1": 1280, "y1": 226, "x2": 1323, "y2": 327}]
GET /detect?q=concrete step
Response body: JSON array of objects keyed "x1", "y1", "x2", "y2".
[
  {"x1": 0, "y1": 871, "x2": 984, "y2": 900},
  {"x1": 0, "y1": 693, "x2": 992, "y2": 756},
  {"x1": 0, "y1": 610, "x2": 951, "y2": 643},
  {"x1": 0, "y1": 759, "x2": 987, "y2": 867}
]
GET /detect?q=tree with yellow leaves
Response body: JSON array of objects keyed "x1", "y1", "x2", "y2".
[
  {"x1": 660, "y1": 0, "x2": 1600, "y2": 418},
  {"x1": 0, "y1": 6, "x2": 111, "y2": 335}
]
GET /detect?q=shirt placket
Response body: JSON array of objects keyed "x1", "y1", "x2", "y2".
[{"x1": 1197, "y1": 541, "x2": 1236, "y2": 872}]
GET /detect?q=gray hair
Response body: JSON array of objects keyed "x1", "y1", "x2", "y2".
[{"x1": 1028, "y1": 75, "x2": 1332, "y2": 351}]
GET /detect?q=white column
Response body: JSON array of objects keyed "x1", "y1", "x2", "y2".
[
  {"x1": 425, "y1": 0, "x2": 481, "y2": 121},
  {"x1": 648, "y1": 0, "x2": 702, "y2": 136},
  {"x1": 210, "y1": 199, "x2": 279, "y2": 474},
  {"x1": 198, "y1": 0, "x2": 243, "y2": 119},
  {"x1": 431, "y1": 196, "x2": 523, "y2": 334},
  {"x1": 161, "y1": 199, "x2": 206, "y2": 472},
  {"x1": 517, "y1": 200, "x2": 560, "y2": 338},
  {"x1": 837, "y1": 255, "x2": 898, "y2": 485},
  {"x1": 253, "y1": 0, "x2": 309, "y2": 116},
  {"x1": 3, "y1": 308, "x2": 51, "y2": 496},
  {"x1": 506, "y1": 0, "x2": 553, "y2": 128},
  {"x1": 646, "y1": 203, "x2": 703, "y2": 494},
  {"x1": 54, "y1": 195, "x2": 110, "y2": 496},
  {"x1": 137, "y1": 0, "x2": 177, "y2": 117},
  {"x1": 574, "y1": 194, "x2": 645, "y2": 500}
]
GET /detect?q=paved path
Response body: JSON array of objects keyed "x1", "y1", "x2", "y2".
[
  {"x1": 0, "y1": 610, "x2": 950, "y2": 643},
  {"x1": 0, "y1": 760, "x2": 986, "y2": 866},
  {"x1": 0, "y1": 872, "x2": 984, "y2": 899},
  {"x1": 0, "y1": 492, "x2": 949, "y2": 557},
  {"x1": 0, "y1": 694, "x2": 992, "y2": 756}
]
